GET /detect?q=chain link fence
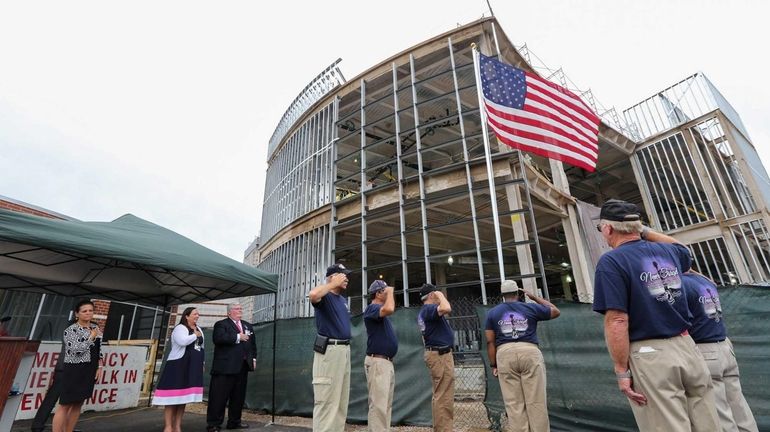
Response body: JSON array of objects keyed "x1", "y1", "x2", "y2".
[{"x1": 447, "y1": 296, "x2": 490, "y2": 431}]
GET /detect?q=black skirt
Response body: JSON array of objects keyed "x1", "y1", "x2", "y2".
[
  {"x1": 59, "y1": 337, "x2": 101, "y2": 405},
  {"x1": 58, "y1": 361, "x2": 98, "y2": 404}
]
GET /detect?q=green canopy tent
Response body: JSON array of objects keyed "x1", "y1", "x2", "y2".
[
  {"x1": 0, "y1": 209, "x2": 277, "y2": 305},
  {"x1": 0, "y1": 208, "x2": 280, "y2": 415}
]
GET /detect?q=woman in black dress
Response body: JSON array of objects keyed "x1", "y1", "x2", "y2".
[{"x1": 52, "y1": 300, "x2": 103, "y2": 432}]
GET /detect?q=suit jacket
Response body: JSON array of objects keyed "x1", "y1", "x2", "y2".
[{"x1": 210, "y1": 317, "x2": 257, "y2": 375}]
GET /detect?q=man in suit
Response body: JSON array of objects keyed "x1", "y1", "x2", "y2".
[{"x1": 206, "y1": 303, "x2": 257, "y2": 432}]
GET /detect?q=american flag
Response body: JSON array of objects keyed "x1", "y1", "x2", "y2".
[{"x1": 479, "y1": 53, "x2": 600, "y2": 172}]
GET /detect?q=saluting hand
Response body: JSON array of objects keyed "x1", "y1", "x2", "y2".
[{"x1": 330, "y1": 272, "x2": 347, "y2": 287}]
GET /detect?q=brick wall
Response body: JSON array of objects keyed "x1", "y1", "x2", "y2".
[
  {"x1": 92, "y1": 299, "x2": 111, "y2": 332},
  {"x1": 0, "y1": 199, "x2": 64, "y2": 219}
]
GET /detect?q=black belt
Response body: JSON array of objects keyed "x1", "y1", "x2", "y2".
[
  {"x1": 425, "y1": 346, "x2": 452, "y2": 355},
  {"x1": 367, "y1": 353, "x2": 392, "y2": 361},
  {"x1": 697, "y1": 339, "x2": 726, "y2": 343},
  {"x1": 328, "y1": 339, "x2": 350, "y2": 345}
]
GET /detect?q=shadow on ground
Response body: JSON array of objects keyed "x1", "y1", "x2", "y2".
[{"x1": 11, "y1": 407, "x2": 310, "y2": 432}]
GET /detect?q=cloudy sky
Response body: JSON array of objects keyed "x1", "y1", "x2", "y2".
[{"x1": 1, "y1": 1, "x2": 768, "y2": 261}]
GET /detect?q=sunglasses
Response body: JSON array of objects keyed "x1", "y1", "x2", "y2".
[{"x1": 596, "y1": 223, "x2": 603, "y2": 233}]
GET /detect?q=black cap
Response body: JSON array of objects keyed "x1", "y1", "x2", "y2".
[
  {"x1": 419, "y1": 283, "x2": 438, "y2": 300},
  {"x1": 325, "y1": 263, "x2": 352, "y2": 277},
  {"x1": 0, "y1": 316, "x2": 10, "y2": 323},
  {"x1": 368, "y1": 280, "x2": 387, "y2": 294},
  {"x1": 599, "y1": 199, "x2": 641, "y2": 222}
]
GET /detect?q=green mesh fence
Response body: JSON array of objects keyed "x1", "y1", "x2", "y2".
[
  {"x1": 476, "y1": 285, "x2": 769, "y2": 431},
  {"x1": 200, "y1": 285, "x2": 768, "y2": 431}
]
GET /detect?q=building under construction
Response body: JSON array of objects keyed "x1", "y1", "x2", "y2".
[{"x1": 250, "y1": 17, "x2": 770, "y2": 320}]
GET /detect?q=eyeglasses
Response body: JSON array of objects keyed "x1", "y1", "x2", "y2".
[{"x1": 596, "y1": 223, "x2": 603, "y2": 233}]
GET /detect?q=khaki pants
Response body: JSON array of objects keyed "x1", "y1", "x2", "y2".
[
  {"x1": 364, "y1": 355, "x2": 395, "y2": 432},
  {"x1": 496, "y1": 342, "x2": 549, "y2": 432},
  {"x1": 423, "y1": 350, "x2": 454, "y2": 432},
  {"x1": 313, "y1": 345, "x2": 351, "y2": 431},
  {"x1": 697, "y1": 339, "x2": 758, "y2": 432},
  {"x1": 628, "y1": 334, "x2": 719, "y2": 432}
]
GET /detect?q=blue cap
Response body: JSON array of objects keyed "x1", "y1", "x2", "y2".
[
  {"x1": 368, "y1": 280, "x2": 387, "y2": 294},
  {"x1": 326, "y1": 263, "x2": 352, "y2": 277}
]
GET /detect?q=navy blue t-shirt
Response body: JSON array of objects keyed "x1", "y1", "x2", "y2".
[
  {"x1": 485, "y1": 301, "x2": 552, "y2": 346},
  {"x1": 682, "y1": 273, "x2": 727, "y2": 343},
  {"x1": 364, "y1": 304, "x2": 398, "y2": 358},
  {"x1": 593, "y1": 240, "x2": 692, "y2": 341},
  {"x1": 312, "y1": 292, "x2": 351, "y2": 340},
  {"x1": 418, "y1": 304, "x2": 454, "y2": 348}
]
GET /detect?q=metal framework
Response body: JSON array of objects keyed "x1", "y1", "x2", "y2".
[{"x1": 254, "y1": 17, "x2": 770, "y2": 325}]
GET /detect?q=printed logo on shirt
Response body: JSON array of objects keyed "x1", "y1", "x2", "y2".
[
  {"x1": 639, "y1": 259, "x2": 682, "y2": 305},
  {"x1": 417, "y1": 315, "x2": 426, "y2": 334},
  {"x1": 499, "y1": 312, "x2": 528, "y2": 339},
  {"x1": 698, "y1": 285, "x2": 723, "y2": 322}
]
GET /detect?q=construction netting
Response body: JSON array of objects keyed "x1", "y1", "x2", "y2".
[{"x1": 201, "y1": 284, "x2": 768, "y2": 431}]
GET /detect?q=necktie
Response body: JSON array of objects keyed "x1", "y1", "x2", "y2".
[{"x1": 236, "y1": 321, "x2": 247, "y2": 360}]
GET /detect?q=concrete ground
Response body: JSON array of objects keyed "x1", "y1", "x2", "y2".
[{"x1": 11, "y1": 406, "x2": 311, "y2": 432}]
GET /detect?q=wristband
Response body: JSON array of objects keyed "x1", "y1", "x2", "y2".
[
  {"x1": 490, "y1": 364, "x2": 497, "y2": 368},
  {"x1": 615, "y1": 370, "x2": 632, "y2": 379}
]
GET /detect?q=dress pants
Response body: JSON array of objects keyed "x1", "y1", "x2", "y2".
[
  {"x1": 696, "y1": 339, "x2": 758, "y2": 432},
  {"x1": 207, "y1": 361, "x2": 249, "y2": 428},
  {"x1": 628, "y1": 334, "x2": 719, "y2": 432},
  {"x1": 31, "y1": 371, "x2": 64, "y2": 431},
  {"x1": 423, "y1": 350, "x2": 454, "y2": 432},
  {"x1": 496, "y1": 342, "x2": 549, "y2": 432},
  {"x1": 364, "y1": 355, "x2": 395, "y2": 432}
]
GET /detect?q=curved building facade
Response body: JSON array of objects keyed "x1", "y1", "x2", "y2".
[{"x1": 253, "y1": 17, "x2": 770, "y2": 321}]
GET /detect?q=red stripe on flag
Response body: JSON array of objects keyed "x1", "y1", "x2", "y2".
[
  {"x1": 490, "y1": 122, "x2": 596, "y2": 172},
  {"x1": 486, "y1": 115, "x2": 597, "y2": 167},
  {"x1": 525, "y1": 72, "x2": 600, "y2": 127},
  {"x1": 485, "y1": 103, "x2": 597, "y2": 161},
  {"x1": 522, "y1": 102, "x2": 598, "y2": 150},
  {"x1": 525, "y1": 91, "x2": 599, "y2": 140}
]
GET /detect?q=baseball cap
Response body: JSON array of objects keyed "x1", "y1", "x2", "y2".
[
  {"x1": 599, "y1": 199, "x2": 641, "y2": 222},
  {"x1": 500, "y1": 280, "x2": 520, "y2": 294},
  {"x1": 326, "y1": 263, "x2": 352, "y2": 277},
  {"x1": 368, "y1": 280, "x2": 388, "y2": 294},
  {"x1": 419, "y1": 283, "x2": 439, "y2": 301}
]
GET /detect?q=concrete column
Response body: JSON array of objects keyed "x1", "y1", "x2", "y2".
[
  {"x1": 549, "y1": 160, "x2": 594, "y2": 302},
  {"x1": 719, "y1": 226, "x2": 752, "y2": 283},
  {"x1": 503, "y1": 182, "x2": 536, "y2": 293}
]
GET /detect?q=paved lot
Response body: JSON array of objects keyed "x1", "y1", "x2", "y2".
[{"x1": 11, "y1": 406, "x2": 311, "y2": 432}]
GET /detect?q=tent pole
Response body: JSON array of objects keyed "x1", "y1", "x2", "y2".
[
  {"x1": 271, "y1": 291, "x2": 277, "y2": 424},
  {"x1": 147, "y1": 297, "x2": 169, "y2": 407},
  {"x1": 28, "y1": 293, "x2": 46, "y2": 339}
]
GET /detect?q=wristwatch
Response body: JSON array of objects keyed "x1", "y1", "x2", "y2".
[{"x1": 615, "y1": 370, "x2": 632, "y2": 379}]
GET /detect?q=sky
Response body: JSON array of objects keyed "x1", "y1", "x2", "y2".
[{"x1": 1, "y1": 1, "x2": 768, "y2": 261}]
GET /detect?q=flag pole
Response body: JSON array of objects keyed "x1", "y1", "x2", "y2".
[{"x1": 471, "y1": 43, "x2": 506, "y2": 283}]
